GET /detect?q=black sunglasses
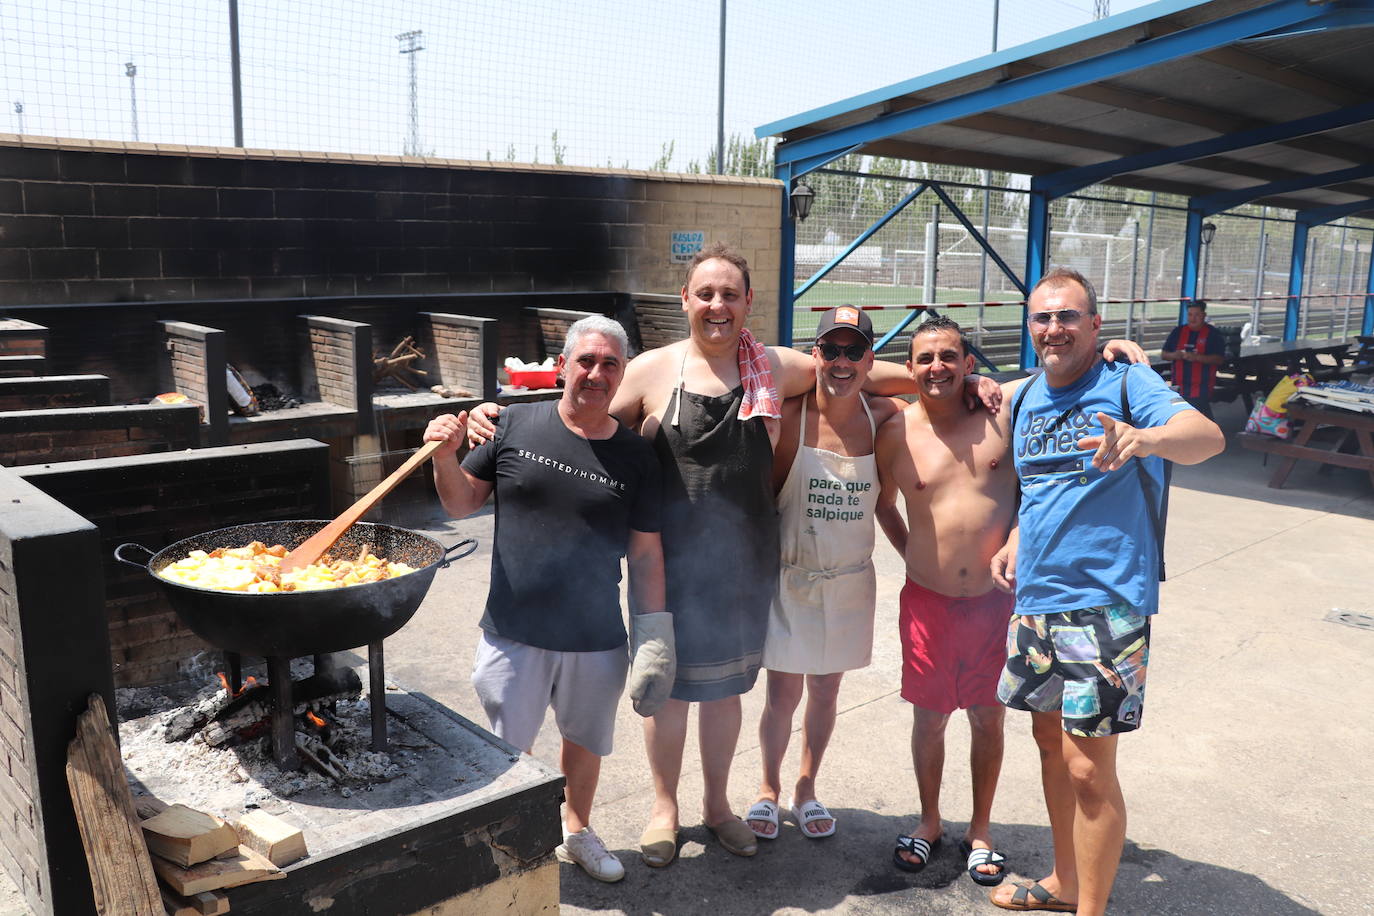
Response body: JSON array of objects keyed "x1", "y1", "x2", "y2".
[{"x1": 817, "y1": 341, "x2": 869, "y2": 362}]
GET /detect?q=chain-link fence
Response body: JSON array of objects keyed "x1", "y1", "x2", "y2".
[
  {"x1": 4, "y1": 0, "x2": 1366, "y2": 360},
  {"x1": 792, "y1": 165, "x2": 1374, "y2": 368},
  {"x1": 2, "y1": 0, "x2": 1154, "y2": 171}
]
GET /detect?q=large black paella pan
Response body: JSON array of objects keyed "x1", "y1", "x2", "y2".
[{"x1": 116, "y1": 520, "x2": 476, "y2": 658}]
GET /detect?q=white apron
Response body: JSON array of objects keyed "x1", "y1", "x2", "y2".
[{"x1": 762, "y1": 398, "x2": 879, "y2": 675}]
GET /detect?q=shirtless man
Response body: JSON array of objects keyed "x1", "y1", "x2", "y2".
[
  {"x1": 876, "y1": 315, "x2": 1019, "y2": 887},
  {"x1": 745, "y1": 306, "x2": 905, "y2": 843}
]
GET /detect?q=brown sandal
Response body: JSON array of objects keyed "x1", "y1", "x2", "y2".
[
  {"x1": 639, "y1": 827, "x2": 679, "y2": 867},
  {"x1": 705, "y1": 817, "x2": 758, "y2": 857},
  {"x1": 991, "y1": 882, "x2": 1077, "y2": 912}
]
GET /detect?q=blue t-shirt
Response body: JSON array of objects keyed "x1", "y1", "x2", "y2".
[{"x1": 1012, "y1": 360, "x2": 1192, "y2": 616}]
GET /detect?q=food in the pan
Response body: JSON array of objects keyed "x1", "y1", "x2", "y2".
[{"x1": 159, "y1": 541, "x2": 415, "y2": 592}]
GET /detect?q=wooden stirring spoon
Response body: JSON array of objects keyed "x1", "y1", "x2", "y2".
[{"x1": 278, "y1": 439, "x2": 444, "y2": 573}]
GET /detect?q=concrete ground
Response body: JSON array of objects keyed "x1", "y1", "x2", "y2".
[
  {"x1": 9, "y1": 397, "x2": 1372, "y2": 914},
  {"x1": 385, "y1": 397, "x2": 1373, "y2": 916}
]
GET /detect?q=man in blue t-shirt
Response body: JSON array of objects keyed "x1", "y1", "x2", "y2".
[
  {"x1": 423, "y1": 316, "x2": 672, "y2": 885},
  {"x1": 987, "y1": 268, "x2": 1223, "y2": 916}
]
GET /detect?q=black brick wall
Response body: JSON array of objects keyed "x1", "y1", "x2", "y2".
[{"x1": 0, "y1": 145, "x2": 628, "y2": 307}]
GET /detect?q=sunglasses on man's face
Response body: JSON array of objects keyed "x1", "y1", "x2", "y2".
[
  {"x1": 1027, "y1": 308, "x2": 1090, "y2": 328},
  {"x1": 817, "y1": 341, "x2": 869, "y2": 362}
]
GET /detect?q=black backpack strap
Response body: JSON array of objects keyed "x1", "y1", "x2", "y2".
[
  {"x1": 1122, "y1": 365, "x2": 1170, "y2": 581},
  {"x1": 1010, "y1": 371, "x2": 1038, "y2": 433}
]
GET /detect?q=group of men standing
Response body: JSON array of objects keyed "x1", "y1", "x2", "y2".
[{"x1": 423, "y1": 244, "x2": 1224, "y2": 915}]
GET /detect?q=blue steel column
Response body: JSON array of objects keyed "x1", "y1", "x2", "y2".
[
  {"x1": 1364, "y1": 234, "x2": 1374, "y2": 336},
  {"x1": 1180, "y1": 207, "x2": 1203, "y2": 325},
  {"x1": 1021, "y1": 189, "x2": 1050, "y2": 369},
  {"x1": 1286, "y1": 220, "x2": 1310, "y2": 341},
  {"x1": 777, "y1": 163, "x2": 797, "y2": 346}
]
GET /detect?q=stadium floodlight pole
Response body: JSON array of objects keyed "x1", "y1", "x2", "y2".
[
  {"x1": 12, "y1": 102, "x2": 22, "y2": 135},
  {"x1": 396, "y1": 30, "x2": 425, "y2": 157},
  {"x1": 125, "y1": 62, "x2": 139, "y2": 142},
  {"x1": 229, "y1": 0, "x2": 244, "y2": 147},
  {"x1": 716, "y1": 0, "x2": 725, "y2": 174}
]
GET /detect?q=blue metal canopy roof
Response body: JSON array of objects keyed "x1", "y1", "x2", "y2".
[{"x1": 758, "y1": 0, "x2": 1374, "y2": 215}]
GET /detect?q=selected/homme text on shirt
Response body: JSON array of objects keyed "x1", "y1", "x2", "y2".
[{"x1": 516, "y1": 448, "x2": 627, "y2": 491}]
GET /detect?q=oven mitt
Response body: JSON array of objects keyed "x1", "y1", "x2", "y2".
[{"x1": 628, "y1": 612, "x2": 676, "y2": 718}]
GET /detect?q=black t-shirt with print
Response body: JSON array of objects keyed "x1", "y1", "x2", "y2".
[{"x1": 461, "y1": 400, "x2": 661, "y2": 652}]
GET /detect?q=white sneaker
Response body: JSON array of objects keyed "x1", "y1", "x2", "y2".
[{"x1": 555, "y1": 826, "x2": 625, "y2": 883}]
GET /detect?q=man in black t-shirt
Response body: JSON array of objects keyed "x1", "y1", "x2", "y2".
[{"x1": 423, "y1": 315, "x2": 672, "y2": 884}]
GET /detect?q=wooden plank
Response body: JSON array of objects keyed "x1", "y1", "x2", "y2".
[
  {"x1": 66, "y1": 693, "x2": 163, "y2": 916},
  {"x1": 142, "y1": 805, "x2": 241, "y2": 867},
  {"x1": 189, "y1": 890, "x2": 232, "y2": 915},
  {"x1": 150, "y1": 845, "x2": 284, "y2": 896},
  {"x1": 161, "y1": 885, "x2": 197, "y2": 916},
  {"x1": 161, "y1": 886, "x2": 230, "y2": 916},
  {"x1": 235, "y1": 810, "x2": 307, "y2": 867}
]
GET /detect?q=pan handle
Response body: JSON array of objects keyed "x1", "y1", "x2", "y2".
[
  {"x1": 440, "y1": 538, "x2": 478, "y2": 568},
  {"x1": 114, "y1": 542, "x2": 156, "y2": 571}
]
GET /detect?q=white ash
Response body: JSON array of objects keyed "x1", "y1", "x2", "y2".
[{"x1": 119, "y1": 681, "x2": 406, "y2": 814}]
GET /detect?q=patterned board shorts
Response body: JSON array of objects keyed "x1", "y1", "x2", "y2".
[{"x1": 996, "y1": 605, "x2": 1150, "y2": 738}]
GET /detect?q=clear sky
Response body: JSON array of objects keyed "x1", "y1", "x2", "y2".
[{"x1": 1, "y1": 0, "x2": 1161, "y2": 170}]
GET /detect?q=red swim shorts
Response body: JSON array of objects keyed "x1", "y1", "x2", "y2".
[{"x1": 899, "y1": 579, "x2": 1013, "y2": 713}]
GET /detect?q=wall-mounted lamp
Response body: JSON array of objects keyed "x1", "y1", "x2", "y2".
[
  {"x1": 1200, "y1": 221, "x2": 1217, "y2": 246},
  {"x1": 790, "y1": 181, "x2": 815, "y2": 221}
]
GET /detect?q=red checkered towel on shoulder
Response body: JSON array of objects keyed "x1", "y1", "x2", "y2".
[{"x1": 737, "y1": 328, "x2": 781, "y2": 421}]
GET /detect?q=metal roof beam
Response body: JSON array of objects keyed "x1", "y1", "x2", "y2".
[
  {"x1": 1036, "y1": 101, "x2": 1374, "y2": 200},
  {"x1": 1295, "y1": 198, "x2": 1374, "y2": 227},
  {"x1": 1198, "y1": 44, "x2": 1368, "y2": 105},
  {"x1": 1008, "y1": 64, "x2": 1374, "y2": 168},
  {"x1": 1239, "y1": 4, "x2": 1374, "y2": 48},
  {"x1": 788, "y1": 144, "x2": 864, "y2": 181},
  {"x1": 1193, "y1": 164, "x2": 1374, "y2": 217},
  {"x1": 857, "y1": 138, "x2": 1061, "y2": 176},
  {"x1": 774, "y1": 0, "x2": 1338, "y2": 169}
]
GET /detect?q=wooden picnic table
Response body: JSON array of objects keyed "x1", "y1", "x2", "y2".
[
  {"x1": 1237, "y1": 400, "x2": 1374, "y2": 489},
  {"x1": 1231, "y1": 337, "x2": 1355, "y2": 382},
  {"x1": 1193, "y1": 337, "x2": 1357, "y2": 412}
]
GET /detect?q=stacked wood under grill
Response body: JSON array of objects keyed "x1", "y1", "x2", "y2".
[{"x1": 66, "y1": 695, "x2": 307, "y2": 916}]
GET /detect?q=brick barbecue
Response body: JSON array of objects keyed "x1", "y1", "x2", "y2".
[{"x1": 0, "y1": 450, "x2": 563, "y2": 915}]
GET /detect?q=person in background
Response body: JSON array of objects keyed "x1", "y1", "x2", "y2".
[{"x1": 1161, "y1": 300, "x2": 1227, "y2": 419}]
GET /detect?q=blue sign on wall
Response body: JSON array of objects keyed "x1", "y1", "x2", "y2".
[{"x1": 670, "y1": 230, "x2": 705, "y2": 263}]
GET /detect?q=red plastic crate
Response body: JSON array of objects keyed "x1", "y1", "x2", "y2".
[{"x1": 505, "y1": 368, "x2": 559, "y2": 389}]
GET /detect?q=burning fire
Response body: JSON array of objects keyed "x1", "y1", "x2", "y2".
[
  {"x1": 306, "y1": 710, "x2": 327, "y2": 729},
  {"x1": 215, "y1": 672, "x2": 258, "y2": 697}
]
